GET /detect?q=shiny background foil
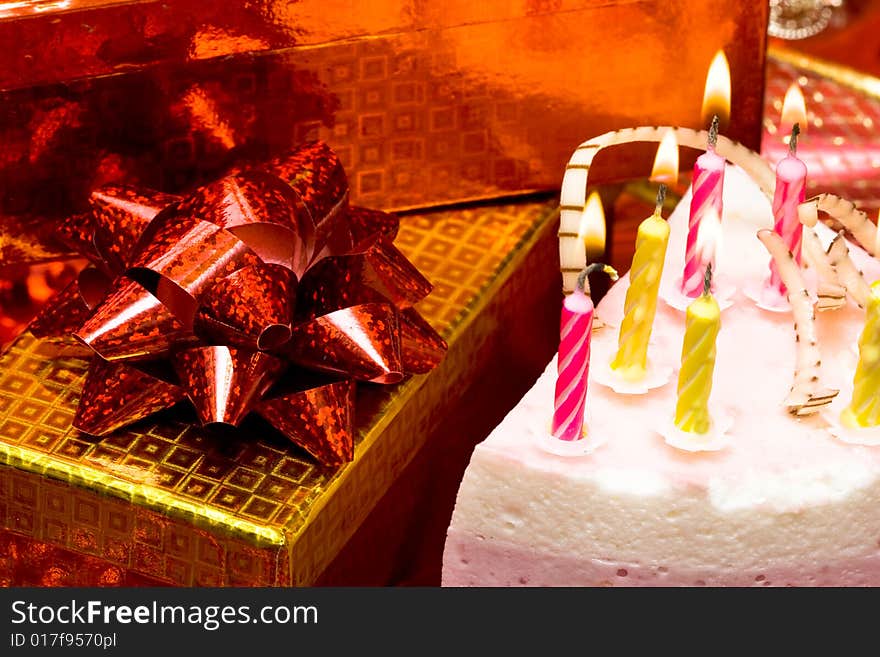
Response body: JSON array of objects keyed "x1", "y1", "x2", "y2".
[{"x1": 0, "y1": 1, "x2": 767, "y2": 231}]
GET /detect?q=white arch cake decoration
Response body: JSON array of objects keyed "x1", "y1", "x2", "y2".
[
  {"x1": 558, "y1": 125, "x2": 877, "y2": 293},
  {"x1": 559, "y1": 125, "x2": 878, "y2": 415}
]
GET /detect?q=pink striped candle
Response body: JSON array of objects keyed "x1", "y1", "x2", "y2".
[
  {"x1": 552, "y1": 278, "x2": 594, "y2": 441},
  {"x1": 683, "y1": 115, "x2": 725, "y2": 298},
  {"x1": 769, "y1": 123, "x2": 807, "y2": 296}
]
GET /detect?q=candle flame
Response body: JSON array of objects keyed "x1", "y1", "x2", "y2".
[
  {"x1": 701, "y1": 50, "x2": 731, "y2": 130},
  {"x1": 650, "y1": 130, "x2": 679, "y2": 186},
  {"x1": 781, "y1": 83, "x2": 807, "y2": 135},
  {"x1": 697, "y1": 206, "x2": 722, "y2": 266},
  {"x1": 579, "y1": 191, "x2": 607, "y2": 257}
]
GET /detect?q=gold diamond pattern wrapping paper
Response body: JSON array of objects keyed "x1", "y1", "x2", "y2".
[{"x1": 0, "y1": 199, "x2": 560, "y2": 586}]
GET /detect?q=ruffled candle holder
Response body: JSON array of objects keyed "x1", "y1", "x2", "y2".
[
  {"x1": 743, "y1": 267, "x2": 819, "y2": 313},
  {"x1": 823, "y1": 380, "x2": 880, "y2": 447},
  {"x1": 591, "y1": 355, "x2": 673, "y2": 395},
  {"x1": 537, "y1": 411, "x2": 608, "y2": 457},
  {"x1": 658, "y1": 405, "x2": 734, "y2": 452},
  {"x1": 660, "y1": 272, "x2": 737, "y2": 313}
]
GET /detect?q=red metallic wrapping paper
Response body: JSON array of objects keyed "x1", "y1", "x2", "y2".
[
  {"x1": 0, "y1": 0, "x2": 767, "y2": 270},
  {"x1": 30, "y1": 141, "x2": 446, "y2": 467}
]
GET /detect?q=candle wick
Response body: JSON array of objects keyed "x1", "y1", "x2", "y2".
[
  {"x1": 577, "y1": 262, "x2": 619, "y2": 293},
  {"x1": 789, "y1": 122, "x2": 800, "y2": 156},
  {"x1": 708, "y1": 115, "x2": 719, "y2": 150},
  {"x1": 655, "y1": 184, "x2": 667, "y2": 215},
  {"x1": 703, "y1": 263, "x2": 714, "y2": 296}
]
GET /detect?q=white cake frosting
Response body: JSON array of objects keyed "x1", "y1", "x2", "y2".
[{"x1": 443, "y1": 165, "x2": 880, "y2": 586}]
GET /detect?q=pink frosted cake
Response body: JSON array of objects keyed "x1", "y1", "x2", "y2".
[{"x1": 443, "y1": 163, "x2": 880, "y2": 587}]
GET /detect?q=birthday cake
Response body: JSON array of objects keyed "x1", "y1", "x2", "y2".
[{"x1": 442, "y1": 160, "x2": 880, "y2": 587}]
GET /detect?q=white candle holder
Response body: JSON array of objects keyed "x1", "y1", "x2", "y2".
[
  {"x1": 538, "y1": 414, "x2": 607, "y2": 457},
  {"x1": 657, "y1": 405, "x2": 734, "y2": 452},
  {"x1": 821, "y1": 375, "x2": 880, "y2": 446},
  {"x1": 823, "y1": 412, "x2": 880, "y2": 447},
  {"x1": 592, "y1": 356, "x2": 673, "y2": 395},
  {"x1": 660, "y1": 273, "x2": 736, "y2": 313},
  {"x1": 743, "y1": 268, "x2": 818, "y2": 313}
]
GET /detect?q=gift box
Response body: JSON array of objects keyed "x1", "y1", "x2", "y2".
[
  {"x1": 0, "y1": 0, "x2": 767, "y2": 242},
  {"x1": 0, "y1": 197, "x2": 561, "y2": 586}
]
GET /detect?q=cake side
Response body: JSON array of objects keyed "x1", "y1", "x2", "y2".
[
  {"x1": 443, "y1": 165, "x2": 880, "y2": 586},
  {"x1": 444, "y1": 359, "x2": 880, "y2": 586}
]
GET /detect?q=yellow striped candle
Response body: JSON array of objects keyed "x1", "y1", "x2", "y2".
[
  {"x1": 611, "y1": 185, "x2": 670, "y2": 381},
  {"x1": 675, "y1": 267, "x2": 721, "y2": 434},
  {"x1": 842, "y1": 280, "x2": 880, "y2": 428}
]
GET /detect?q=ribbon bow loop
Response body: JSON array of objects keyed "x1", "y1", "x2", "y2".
[{"x1": 29, "y1": 141, "x2": 447, "y2": 465}]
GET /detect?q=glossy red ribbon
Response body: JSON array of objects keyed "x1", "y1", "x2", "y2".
[{"x1": 31, "y1": 142, "x2": 446, "y2": 466}]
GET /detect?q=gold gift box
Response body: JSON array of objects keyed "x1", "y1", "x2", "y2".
[{"x1": 0, "y1": 199, "x2": 560, "y2": 586}]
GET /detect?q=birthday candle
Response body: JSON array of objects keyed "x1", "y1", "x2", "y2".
[
  {"x1": 683, "y1": 116, "x2": 725, "y2": 297},
  {"x1": 552, "y1": 264, "x2": 616, "y2": 441},
  {"x1": 842, "y1": 281, "x2": 880, "y2": 428},
  {"x1": 675, "y1": 266, "x2": 721, "y2": 434},
  {"x1": 611, "y1": 185, "x2": 670, "y2": 382},
  {"x1": 768, "y1": 123, "x2": 807, "y2": 296}
]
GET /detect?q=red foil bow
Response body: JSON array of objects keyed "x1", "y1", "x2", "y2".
[{"x1": 31, "y1": 142, "x2": 447, "y2": 466}]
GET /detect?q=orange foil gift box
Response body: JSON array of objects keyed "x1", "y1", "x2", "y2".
[{"x1": 0, "y1": 0, "x2": 767, "y2": 231}]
